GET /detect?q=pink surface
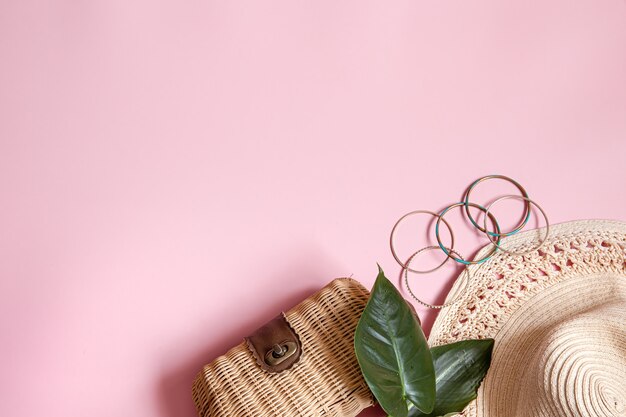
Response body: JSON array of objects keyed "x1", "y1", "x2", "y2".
[{"x1": 1, "y1": 1, "x2": 625, "y2": 416}]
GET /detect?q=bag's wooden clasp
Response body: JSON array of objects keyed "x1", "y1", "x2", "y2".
[
  {"x1": 265, "y1": 341, "x2": 298, "y2": 366},
  {"x1": 244, "y1": 313, "x2": 302, "y2": 373}
]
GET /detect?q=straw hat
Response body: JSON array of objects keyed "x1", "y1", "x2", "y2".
[{"x1": 428, "y1": 220, "x2": 626, "y2": 417}]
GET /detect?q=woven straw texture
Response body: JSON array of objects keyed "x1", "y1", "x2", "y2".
[
  {"x1": 192, "y1": 278, "x2": 374, "y2": 417},
  {"x1": 428, "y1": 220, "x2": 626, "y2": 417}
]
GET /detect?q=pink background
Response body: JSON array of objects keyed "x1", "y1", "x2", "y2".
[{"x1": 1, "y1": 1, "x2": 625, "y2": 416}]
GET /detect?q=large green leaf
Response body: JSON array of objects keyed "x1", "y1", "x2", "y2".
[
  {"x1": 355, "y1": 266, "x2": 435, "y2": 417},
  {"x1": 407, "y1": 339, "x2": 494, "y2": 417}
]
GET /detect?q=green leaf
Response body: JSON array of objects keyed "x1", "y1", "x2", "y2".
[
  {"x1": 408, "y1": 339, "x2": 495, "y2": 417},
  {"x1": 355, "y1": 266, "x2": 435, "y2": 417}
]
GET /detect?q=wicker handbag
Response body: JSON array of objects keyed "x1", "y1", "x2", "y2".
[{"x1": 192, "y1": 278, "x2": 374, "y2": 416}]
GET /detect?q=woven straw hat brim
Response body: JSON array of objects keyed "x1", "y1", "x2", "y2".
[{"x1": 428, "y1": 219, "x2": 626, "y2": 417}]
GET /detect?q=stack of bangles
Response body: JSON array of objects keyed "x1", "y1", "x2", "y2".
[{"x1": 390, "y1": 174, "x2": 550, "y2": 309}]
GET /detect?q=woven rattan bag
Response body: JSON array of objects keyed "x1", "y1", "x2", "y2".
[{"x1": 192, "y1": 278, "x2": 375, "y2": 416}]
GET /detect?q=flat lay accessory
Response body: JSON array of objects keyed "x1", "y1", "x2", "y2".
[
  {"x1": 463, "y1": 174, "x2": 531, "y2": 237},
  {"x1": 390, "y1": 210, "x2": 455, "y2": 273},
  {"x1": 391, "y1": 175, "x2": 551, "y2": 308},
  {"x1": 404, "y1": 246, "x2": 471, "y2": 309},
  {"x1": 428, "y1": 219, "x2": 626, "y2": 417},
  {"x1": 435, "y1": 201, "x2": 502, "y2": 265},
  {"x1": 483, "y1": 195, "x2": 550, "y2": 256},
  {"x1": 192, "y1": 278, "x2": 374, "y2": 417}
]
